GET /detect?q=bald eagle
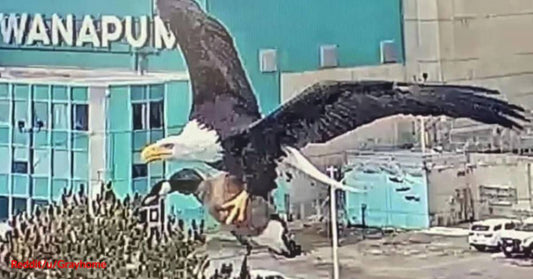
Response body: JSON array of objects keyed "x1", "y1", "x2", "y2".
[{"x1": 142, "y1": 0, "x2": 526, "y2": 226}]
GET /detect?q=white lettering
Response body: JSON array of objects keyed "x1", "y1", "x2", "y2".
[
  {"x1": 125, "y1": 16, "x2": 149, "y2": 48},
  {"x1": 76, "y1": 15, "x2": 100, "y2": 47},
  {"x1": 52, "y1": 14, "x2": 74, "y2": 46},
  {"x1": 0, "y1": 14, "x2": 178, "y2": 50},
  {"x1": 101, "y1": 15, "x2": 123, "y2": 48},
  {"x1": 0, "y1": 13, "x2": 28, "y2": 44},
  {"x1": 26, "y1": 14, "x2": 50, "y2": 45},
  {"x1": 154, "y1": 16, "x2": 176, "y2": 50}
]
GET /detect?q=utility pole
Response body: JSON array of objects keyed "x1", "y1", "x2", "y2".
[
  {"x1": 326, "y1": 166, "x2": 339, "y2": 279},
  {"x1": 527, "y1": 163, "x2": 533, "y2": 210},
  {"x1": 420, "y1": 117, "x2": 426, "y2": 153}
]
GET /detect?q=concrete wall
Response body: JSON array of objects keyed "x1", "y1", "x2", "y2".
[
  {"x1": 403, "y1": 0, "x2": 533, "y2": 149},
  {"x1": 468, "y1": 154, "x2": 533, "y2": 216},
  {"x1": 425, "y1": 153, "x2": 472, "y2": 226},
  {"x1": 88, "y1": 86, "x2": 107, "y2": 201},
  {"x1": 426, "y1": 153, "x2": 533, "y2": 226}
]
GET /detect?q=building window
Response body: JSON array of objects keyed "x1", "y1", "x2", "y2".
[
  {"x1": 0, "y1": 196, "x2": 7, "y2": 222},
  {"x1": 0, "y1": 100, "x2": 9, "y2": 125},
  {"x1": 0, "y1": 147, "x2": 9, "y2": 172},
  {"x1": 32, "y1": 199, "x2": 48, "y2": 212},
  {"x1": 72, "y1": 151, "x2": 89, "y2": 179},
  {"x1": 150, "y1": 101, "x2": 163, "y2": 128},
  {"x1": 72, "y1": 104, "x2": 88, "y2": 131},
  {"x1": 132, "y1": 103, "x2": 147, "y2": 130},
  {"x1": 133, "y1": 178, "x2": 148, "y2": 194},
  {"x1": 52, "y1": 103, "x2": 68, "y2": 129},
  {"x1": 11, "y1": 161, "x2": 28, "y2": 174},
  {"x1": 132, "y1": 164, "x2": 148, "y2": 178},
  {"x1": 52, "y1": 150, "x2": 70, "y2": 179},
  {"x1": 14, "y1": 101, "x2": 28, "y2": 125},
  {"x1": 12, "y1": 197, "x2": 27, "y2": 215},
  {"x1": 33, "y1": 102, "x2": 48, "y2": 129},
  {"x1": 132, "y1": 101, "x2": 164, "y2": 130}
]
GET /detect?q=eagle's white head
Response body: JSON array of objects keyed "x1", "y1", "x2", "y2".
[{"x1": 141, "y1": 120, "x2": 223, "y2": 163}]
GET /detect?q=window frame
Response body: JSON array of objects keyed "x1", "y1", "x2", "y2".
[
  {"x1": 132, "y1": 100, "x2": 164, "y2": 131},
  {"x1": 11, "y1": 161, "x2": 28, "y2": 174},
  {"x1": 51, "y1": 102, "x2": 69, "y2": 130},
  {"x1": 130, "y1": 85, "x2": 165, "y2": 190},
  {"x1": 132, "y1": 163, "x2": 148, "y2": 179},
  {"x1": 71, "y1": 103, "x2": 89, "y2": 131}
]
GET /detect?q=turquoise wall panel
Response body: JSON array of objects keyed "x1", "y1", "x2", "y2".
[
  {"x1": 0, "y1": 147, "x2": 9, "y2": 174},
  {"x1": 52, "y1": 150, "x2": 69, "y2": 179},
  {"x1": 0, "y1": 0, "x2": 152, "y2": 16},
  {"x1": 0, "y1": 175, "x2": 8, "y2": 195},
  {"x1": 344, "y1": 164, "x2": 429, "y2": 229},
  {"x1": 108, "y1": 86, "x2": 132, "y2": 199},
  {"x1": 51, "y1": 179, "x2": 68, "y2": 200},
  {"x1": 0, "y1": 100, "x2": 9, "y2": 125},
  {"x1": 0, "y1": 128, "x2": 9, "y2": 145},
  {"x1": 0, "y1": 84, "x2": 9, "y2": 98},
  {"x1": 33, "y1": 85, "x2": 50, "y2": 100},
  {"x1": 33, "y1": 149, "x2": 50, "y2": 176},
  {"x1": 165, "y1": 81, "x2": 191, "y2": 135},
  {"x1": 33, "y1": 177, "x2": 49, "y2": 199},
  {"x1": 12, "y1": 175, "x2": 29, "y2": 196},
  {"x1": 208, "y1": 0, "x2": 404, "y2": 114}
]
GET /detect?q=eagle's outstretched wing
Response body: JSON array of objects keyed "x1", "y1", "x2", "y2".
[
  {"x1": 157, "y1": 0, "x2": 261, "y2": 138},
  {"x1": 236, "y1": 80, "x2": 527, "y2": 197},
  {"x1": 251, "y1": 80, "x2": 526, "y2": 150}
]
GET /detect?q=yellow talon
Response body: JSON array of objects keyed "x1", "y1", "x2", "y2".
[{"x1": 220, "y1": 191, "x2": 249, "y2": 225}]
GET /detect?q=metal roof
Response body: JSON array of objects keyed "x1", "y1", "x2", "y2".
[{"x1": 0, "y1": 66, "x2": 189, "y2": 86}]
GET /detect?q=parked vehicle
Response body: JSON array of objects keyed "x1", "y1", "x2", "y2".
[
  {"x1": 500, "y1": 217, "x2": 533, "y2": 258},
  {"x1": 250, "y1": 269, "x2": 293, "y2": 279},
  {"x1": 468, "y1": 218, "x2": 521, "y2": 252}
]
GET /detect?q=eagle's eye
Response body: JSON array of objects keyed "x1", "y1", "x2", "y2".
[{"x1": 162, "y1": 143, "x2": 175, "y2": 149}]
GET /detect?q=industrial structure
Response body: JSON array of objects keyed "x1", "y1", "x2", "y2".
[
  {"x1": 0, "y1": 0, "x2": 404, "y2": 222},
  {"x1": 1, "y1": 0, "x2": 532, "y2": 228}
]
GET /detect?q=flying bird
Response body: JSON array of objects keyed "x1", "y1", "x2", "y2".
[{"x1": 142, "y1": 0, "x2": 527, "y2": 226}]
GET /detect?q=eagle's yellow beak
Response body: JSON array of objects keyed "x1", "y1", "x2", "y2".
[{"x1": 141, "y1": 143, "x2": 172, "y2": 163}]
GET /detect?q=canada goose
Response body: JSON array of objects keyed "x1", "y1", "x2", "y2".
[{"x1": 143, "y1": 168, "x2": 302, "y2": 259}]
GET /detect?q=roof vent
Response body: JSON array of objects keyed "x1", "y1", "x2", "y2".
[
  {"x1": 259, "y1": 49, "x2": 277, "y2": 73},
  {"x1": 320, "y1": 45, "x2": 338, "y2": 68},
  {"x1": 380, "y1": 40, "x2": 399, "y2": 64}
]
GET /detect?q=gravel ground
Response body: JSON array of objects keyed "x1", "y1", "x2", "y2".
[{"x1": 205, "y1": 225, "x2": 533, "y2": 279}]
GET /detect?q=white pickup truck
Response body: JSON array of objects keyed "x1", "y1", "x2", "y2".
[{"x1": 499, "y1": 217, "x2": 533, "y2": 258}]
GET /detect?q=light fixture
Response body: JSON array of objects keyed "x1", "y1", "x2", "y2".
[
  {"x1": 17, "y1": 120, "x2": 25, "y2": 132},
  {"x1": 34, "y1": 119, "x2": 44, "y2": 132}
]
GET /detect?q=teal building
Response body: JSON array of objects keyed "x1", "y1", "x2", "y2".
[
  {"x1": 0, "y1": 0, "x2": 405, "y2": 222},
  {"x1": 343, "y1": 152, "x2": 430, "y2": 229}
]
